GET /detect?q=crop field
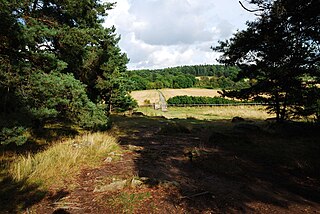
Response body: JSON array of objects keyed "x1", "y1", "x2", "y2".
[
  {"x1": 160, "y1": 88, "x2": 221, "y2": 99},
  {"x1": 131, "y1": 88, "x2": 222, "y2": 105},
  {"x1": 130, "y1": 90, "x2": 160, "y2": 105}
]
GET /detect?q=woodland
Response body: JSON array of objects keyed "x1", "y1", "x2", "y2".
[
  {"x1": 0, "y1": 1, "x2": 319, "y2": 213},
  {"x1": 1, "y1": 0, "x2": 319, "y2": 145}
]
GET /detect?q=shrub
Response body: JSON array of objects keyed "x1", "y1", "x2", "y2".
[
  {"x1": 0, "y1": 126, "x2": 29, "y2": 145},
  {"x1": 19, "y1": 72, "x2": 109, "y2": 130}
]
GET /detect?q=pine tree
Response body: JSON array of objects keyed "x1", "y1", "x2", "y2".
[
  {"x1": 0, "y1": 0, "x2": 131, "y2": 145},
  {"x1": 214, "y1": 0, "x2": 320, "y2": 121}
]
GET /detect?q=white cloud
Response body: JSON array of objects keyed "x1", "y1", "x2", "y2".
[{"x1": 103, "y1": 0, "x2": 256, "y2": 70}]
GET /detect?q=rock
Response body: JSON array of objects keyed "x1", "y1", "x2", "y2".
[
  {"x1": 93, "y1": 180, "x2": 127, "y2": 193},
  {"x1": 130, "y1": 178, "x2": 143, "y2": 187},
  {"x1": 160, "y1": 180, "x2": 180, "y2": 188},
  {"x1": 104, "y1": 157, "x2": 113, "y2": 163},
  {"x1": 139, "y1": 177, "x2": 149, "y2": 181},
  {"x1": 132, "y1": 112, "x2": 144, "y2": 116}
]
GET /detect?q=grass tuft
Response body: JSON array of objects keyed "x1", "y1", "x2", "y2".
[
  {"x1": 107, "y1": 191, "x2": 151, "y2": 214},
  {"x1": 9, "y1": 132, "x2": 121, "y2": 189}
]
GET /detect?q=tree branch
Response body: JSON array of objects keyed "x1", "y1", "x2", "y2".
[
  {"x1": 239, "y1": 1, "x2": 265, "y2": 13},
  {"x1": 32, "y1": 0, "x2": 38, "y2": 12}
]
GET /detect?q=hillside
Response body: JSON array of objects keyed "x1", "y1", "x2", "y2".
[{"x1": 127, "y1": 65, "x2": 249, "y2": 90}]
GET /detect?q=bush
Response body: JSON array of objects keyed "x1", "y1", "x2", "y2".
[
  {"x1": 0, "y1": 72, "x2": 110, "y2": 145},
  {"x1": 77, "y1": 103, "x2": 110, "y2": 131},
  {"x1": 18, "y1": 71, "x2": 109, "y2": 130}
]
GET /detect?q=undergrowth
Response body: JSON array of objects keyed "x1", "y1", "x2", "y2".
[{"x1": 9, "y1": 132, "x2": 121, "y2": 189}]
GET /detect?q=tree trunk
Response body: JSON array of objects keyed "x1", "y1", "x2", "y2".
[
  {"x1": 280, "y1": 93, "x2": 288, "y2": 122},
  {"x1": 3, "y1": 87, "x2": 9, "y2": 114},
  {"x1": 275, "y1": 92, "x2": 281, "y2": 122}
]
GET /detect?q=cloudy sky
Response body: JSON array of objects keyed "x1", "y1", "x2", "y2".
[{"x1": 103, "y1": 0, "x2": 257, "y2": 70}]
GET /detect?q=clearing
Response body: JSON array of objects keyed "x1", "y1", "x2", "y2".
[{"x1": 27, "y1": 113, "x2": 320, "y2": 213}]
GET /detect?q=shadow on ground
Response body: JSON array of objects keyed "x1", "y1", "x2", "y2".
[
  {"x1": 0, "y1": 174, "x2": 46, "y2": 213},
  {"x1": 0, "y1": 125, "x2": 78, "y2": 213},
  {"x1": 113, "y1": 115, "x2": 320, "y2": 213}
]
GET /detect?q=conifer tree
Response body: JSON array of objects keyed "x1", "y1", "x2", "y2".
[
  {"x1": 214, "y1": 0, "x2": 320, "y2": 121},
  {"x1": 0, "y1": 0, "x2": 132, "y2": 145}
]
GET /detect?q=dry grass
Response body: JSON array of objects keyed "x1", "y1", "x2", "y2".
[
  {"x1": 131, "y1": 88, "x2": 222, "y2": 106},
  {"x1": 131, "y1": 90, "x2": 161, "y2": 105},
  {"x1": 9, "y1": 132, "x2": 121, "y2": 189},
  {"x1": 137, "y1": 106, "x2": 272, "y2": 120},
  {"x1": 160, "y1": 88, "x2": 221, "y2": 100}
]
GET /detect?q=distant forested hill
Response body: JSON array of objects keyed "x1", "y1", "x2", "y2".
[{"x1": 127, "y1": 64, "x2": 249, "y2": 90}]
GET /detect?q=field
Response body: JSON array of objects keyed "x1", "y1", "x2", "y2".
[
  {"x1": 131, "y1": 88, "x2": 271, "y2": 120},
  {"x1": 137, "y1": 105, "x2": 272, "y2": 120},
  {"x1": 131, "y1": 88, "x2": 222, "y2": 105},
  {"x1": 130, "y1": 90, "x2": 160, "y2": 106}
]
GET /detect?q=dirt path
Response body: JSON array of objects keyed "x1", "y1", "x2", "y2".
[
  {"x1": 34, "y1": 116, "x2": 320, "y2": 213},
  {"x1": 157, "y1": 90, "x2": 167, "y2": 111}
]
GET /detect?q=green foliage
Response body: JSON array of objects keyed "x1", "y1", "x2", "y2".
[
  {"x1": 77, "y1": 103, "x2": 109, "y2": 130},
  {"x1": 214, "y1": 0, "x2": 320, "y2": 122},
  {"x1": 108, "y1": 192, "x2": 151, "y2": 213},
  {"x1": 130, "y1": 75, "x2": 148, "y2": 90},
  {"x1": 0, "y1": 127, "x2": 28, "y2": 146},
  {"x1": 0, "y1": 0, "x2": 130, "y2": 145},
  {"x1": 294, "y1": 87, "x2": 320, "y2": 121},
  {"x1": 17, "y1": 71, "x2": 108, "y2": 129},
  {"x1": 167, "y1": 96, "x2": 240, "y2": 105},
  {"x1": 96, "y1": 69, "x2": 137, "y2": 113}
]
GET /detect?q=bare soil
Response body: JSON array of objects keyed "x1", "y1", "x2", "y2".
[{"x1": 33, "y1": 115, "x2": 320, "y2": 213}]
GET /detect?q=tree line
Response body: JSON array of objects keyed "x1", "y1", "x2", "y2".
[
  {"x1": 0, "y1": 0, "x2": 136, "y2": 145},
  {"x1": 167, "y1": 96, "x2": 241, "y2": 105},
  {"x1": 127, "y1": 65, "x2": 250, "y2": 90}
]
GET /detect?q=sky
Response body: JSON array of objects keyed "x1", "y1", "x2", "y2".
[{"x1": 103, "y1": 0, "x2": 257, "y2": 70}]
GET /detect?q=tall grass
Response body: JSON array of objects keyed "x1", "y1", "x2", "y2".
[{"x1": 9, "y1": 132, "x2": 121, "y2": 189}]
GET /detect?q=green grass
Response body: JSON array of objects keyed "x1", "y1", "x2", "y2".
[
  {"x1": 9, "y1": 132, "x2": 121, "y2": 189},
  {"x1": 107, "y1": 191, "x2": 151, "y2": 214}
]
